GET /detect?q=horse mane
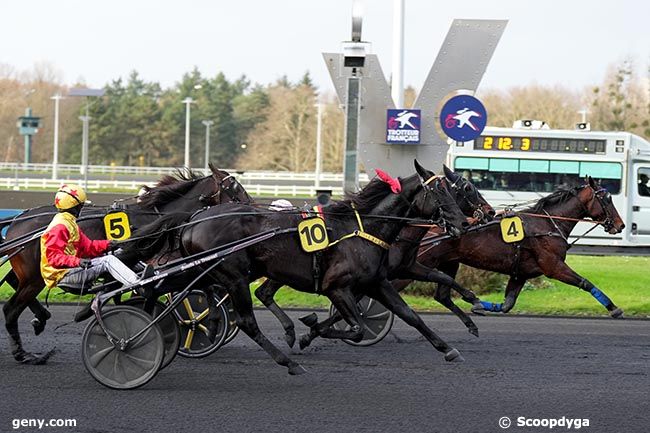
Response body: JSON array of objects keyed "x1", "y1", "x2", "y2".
[
  {"x1": 328, "y1": 178, "x2": 395, "y2": 214},
  {"x1": 525, "y1": 186, "x2": 582, "y2": 213},
  {"x1": 138, "y1": 168, "x2": 206, "y2": 209}
]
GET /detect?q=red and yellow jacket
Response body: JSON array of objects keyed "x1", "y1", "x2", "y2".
[{"x1": 40, "y1": 212, "x2": 110, "y2": 288}]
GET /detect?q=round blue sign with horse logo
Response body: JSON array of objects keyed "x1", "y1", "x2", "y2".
[{"x1": 439, "y1": 95, "x2": 488, "y2": 142}]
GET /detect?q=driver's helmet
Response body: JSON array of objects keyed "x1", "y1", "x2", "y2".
[
  {"x1": 54, "y1": 184, "x2": 87, "y2": 210},
  {"x1": 269, "y1": 199, "x2": 294, "y2": 211}
]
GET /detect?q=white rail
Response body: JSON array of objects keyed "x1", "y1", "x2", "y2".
[
  {"x1": 0, "y1": 177, "x2": 345, "y2": 197},
  {"x1": 0, "y1": 162, "x2": 369, "y2": 183}
]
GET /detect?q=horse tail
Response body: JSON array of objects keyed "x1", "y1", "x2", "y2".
[{"x1": 120, "y1": 212, "x2": 192, "y2": 262}]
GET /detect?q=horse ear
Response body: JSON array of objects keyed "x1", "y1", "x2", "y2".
[
  {"x1": 414, "y1": 159, "x2": 432, "y2": 180},
  {"x1": 443, "y1": 164, "x2": 460, "y2": 181},
  {"x1": 587, "y1": 176, "x2": 596, "y2": 188}
]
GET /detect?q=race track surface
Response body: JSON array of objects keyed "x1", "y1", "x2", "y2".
[{"x1": 0, "y1": 306, "x2": 648, "y2": 433}]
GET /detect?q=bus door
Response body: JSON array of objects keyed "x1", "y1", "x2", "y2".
[{"x1": 630, "y1": 164, "x2": 650, "y2": 242}]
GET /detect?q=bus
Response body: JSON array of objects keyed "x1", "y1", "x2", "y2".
[{"x1": 446, "y1": 123, "x2": 650, "y2": 254}]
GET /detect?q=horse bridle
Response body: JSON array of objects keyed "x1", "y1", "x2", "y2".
[
  {"x1": 573, "y1": 185, "x2": 615, "y2": 232},
  {"x1": 199, "y1": 174, "x2": 244, "y2": 205},
  {"x1": 418, "y1": 176, "x2": 461, "y2": 231},
  {"x1": 589, "y1": 186, "x2": 616, "y2": 232},
  {"x1": 448, "y1": 176, "x2": 487, "y2": 221}
]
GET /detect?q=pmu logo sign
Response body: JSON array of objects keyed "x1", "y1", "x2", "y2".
[
  {"x1": 386, "y1": 109, "x2": 421, "y2": 144},
  {"x1": 440, "y1": 95, "x2": 487, "y2": 142}
]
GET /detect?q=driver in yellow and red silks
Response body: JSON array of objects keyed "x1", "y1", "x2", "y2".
[{"x1": 40, "y1": 184, "x2": 145, "y2": 289}]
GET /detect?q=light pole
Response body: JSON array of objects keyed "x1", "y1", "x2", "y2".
[
  {"x1": 51, "y1": 94, "x2": 63, "y2": 180},
  {"x1": 183, "y1": 97, "x2": 195, "y2": 169},
  {"x1": 341, "y1": 0, "x2": 367, "y2": 192},
  {"x1": 79, "y1": 112, "x2": 91, "y2": 190},
  {"x1": 202, "y1": 120, "x2": 214, "y2": 174},
  {"x1": 391, "y1": 0, "x2": 405, "y2": 108},
  {"x1": 314, "y1": 102, "x2": 323, "y2": 189},
  {"x1": 68, "y1": 87, "x2": 105, "y2": 189}
]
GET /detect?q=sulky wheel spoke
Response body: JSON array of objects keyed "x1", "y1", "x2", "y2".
[
  {"x1": 197, "y1": 324, "x2": 210, "y2": 335},
  {"x1": 121, "y1": 351, "x2": 157, "y2": 372},
  {"x1": 363, "y1": 325, "x2": 378, "y2": 339},
  {"x1": 88, "y1": 345, "x2": 116, "y2": 368},
  {"x1": 194, "y1": 308, "x2": 210, "y2": 322},
  {"x1": 129, "y1": 329, "x2": 159, "y2": 350},
  {"x1": 364, "y1": 310, "x2": 391, "y2": 321},
  {"x1": 183, "y1": 329, "x2": 195, "y2": 349},
  {"x1": 364, "y1": 298, "x2": 374, "y2": 313},
  {"x1": 112, "y1": 354, "x2": 127, "y2": 384},
  {"x1": 182, "y1": 299, "x2": 196, "y2": 320}
]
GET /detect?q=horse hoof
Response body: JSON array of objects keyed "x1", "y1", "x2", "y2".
[
  {"x1": 444, "y1": 348, "x2": 464, "y2": 363},
  {"x1": 206, "y1": 320, "x2": 220, "y2": 344},
  {"x1": 285, "y1": 331, "x2": 296, "y2": 348},
  {"x1": 468, "y1": 327, "x2": 479, "y2": 338},
  {"x1": 471, "y1": 304, "x2": 486, "y2": 316},
  {"x1": 288, "y1": 363, "x2": 307, "y2": 375},
  {"x1": 298, "y1": 313, "x2": 318, "y2": 328},
  {"x1": 298, "y1": 334, "x2": 312, "y2": 350},
  {"x1": 18, "y1": 348, "x2": 56, "y2": 365},
  {"x1": 31, "y1": 318, "x2": 46, "y2": 336},
  {"x1": 610, "y1": 308, "x2": 624, "y2": 319}
]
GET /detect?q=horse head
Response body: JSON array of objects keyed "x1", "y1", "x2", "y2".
[
  {"x1": 442, "y1": 164, "x2": 495, "y2": 223},
  {"x1": 581, "y1": 176, "x2": 625, "y2": 234},
  {"x1": 414, "y1": 160, "x2": 469, "y2": 237},
  {"x1": 207, "y1": 163, "x2": 252, "y2": 205}
]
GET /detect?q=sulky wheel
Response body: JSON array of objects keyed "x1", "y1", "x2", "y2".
[
  {"x1": 173, "y1": 289, "x2": 229, "y2": 358},
  {"x1": 81, "y1": 305, "x2": 164, "y2": 390},
  {"x1": 123, "y1": 297, "x2": 180, "y2": 370},
  {"x1": 329, "y1": 296, "x2": 395, "y2": 347}
]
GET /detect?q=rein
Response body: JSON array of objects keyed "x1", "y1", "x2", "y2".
[{"x1": 515, "y1": 212, "x2": 605, "y2": 225}]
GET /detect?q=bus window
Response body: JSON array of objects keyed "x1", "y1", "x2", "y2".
[
  {"x1": 453, "y1": 157, "x2": 622, "y2": 194},
  {"x1": 638, "y1": 168, "x2": 650, "y2": 197}
]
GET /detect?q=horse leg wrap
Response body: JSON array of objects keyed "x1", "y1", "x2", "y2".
[
  {"x1": 589, "y1": 287, "x2": 613, "y2": 309},
  {"x1": 480, "y1": 301, "x2": 503, "y2": 312}
]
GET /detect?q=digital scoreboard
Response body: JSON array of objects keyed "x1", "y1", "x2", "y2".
[{"x1": 474, "y1": 135, "x2": 606, "y2": 154}]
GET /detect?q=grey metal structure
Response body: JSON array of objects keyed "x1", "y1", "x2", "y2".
[{"x1": 324, "y1": 19, "x2": 507, "y2": 178}]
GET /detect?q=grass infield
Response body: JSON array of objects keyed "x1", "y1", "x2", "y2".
[{"x1": 0, "y1": 255, "x2": 648, "y2": 317}]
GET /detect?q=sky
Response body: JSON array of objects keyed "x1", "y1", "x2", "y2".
[{"x1": 1, "y1": 0, "x2": 649, "y2": 96}]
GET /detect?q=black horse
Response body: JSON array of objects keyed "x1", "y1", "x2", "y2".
[
  {"x1": 393, "y1": 177, "x2": 627, "y2": 317},
  {"x1": 255, "y1": 165, "x2": 496, "y2": 348},
  {"x1": 0, "y1": 164, "x2": 249, "y2": 364},
  {"x1": 124, "y1": 161, "x2": 471, "y2": 374}
]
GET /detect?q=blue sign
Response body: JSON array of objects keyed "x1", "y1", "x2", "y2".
[
  {"x1": 439, "y1": 95, "x2": 487, "y2": 142},
  {"x1": 386, "y1": 109, "x2": 421, "y2": 144}
]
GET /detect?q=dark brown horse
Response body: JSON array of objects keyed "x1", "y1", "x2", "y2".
[
  {"x1": 0, "y1": 164, "x2": 249, "y2": 364},
  {"x1": 123, "y1": 161, "x2": 472, "y2": 373},
  {"x1": 255, "y1": 165, "x2": 496, "y2": 348},
  {"x1": 392, "y1": 177, "x2": 626, "y2": 317}
]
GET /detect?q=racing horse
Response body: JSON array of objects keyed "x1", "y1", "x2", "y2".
[
  {"x1": 0, "y1": 164, "x2": 250, "y2": 364},
  {"x1": 123, "y1": 160, "x2": 472, "y2": 374},
  {"x1": 255, "y1": 165, "x2": 496, "y2": 348},
  {"x1": 392, "y1": 177, "x2": 626, "y2": 317}
]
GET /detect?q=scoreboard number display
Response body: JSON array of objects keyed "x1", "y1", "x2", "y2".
[{"x1": 475, "y1": 136, "x2": 606, "y2": 154}]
